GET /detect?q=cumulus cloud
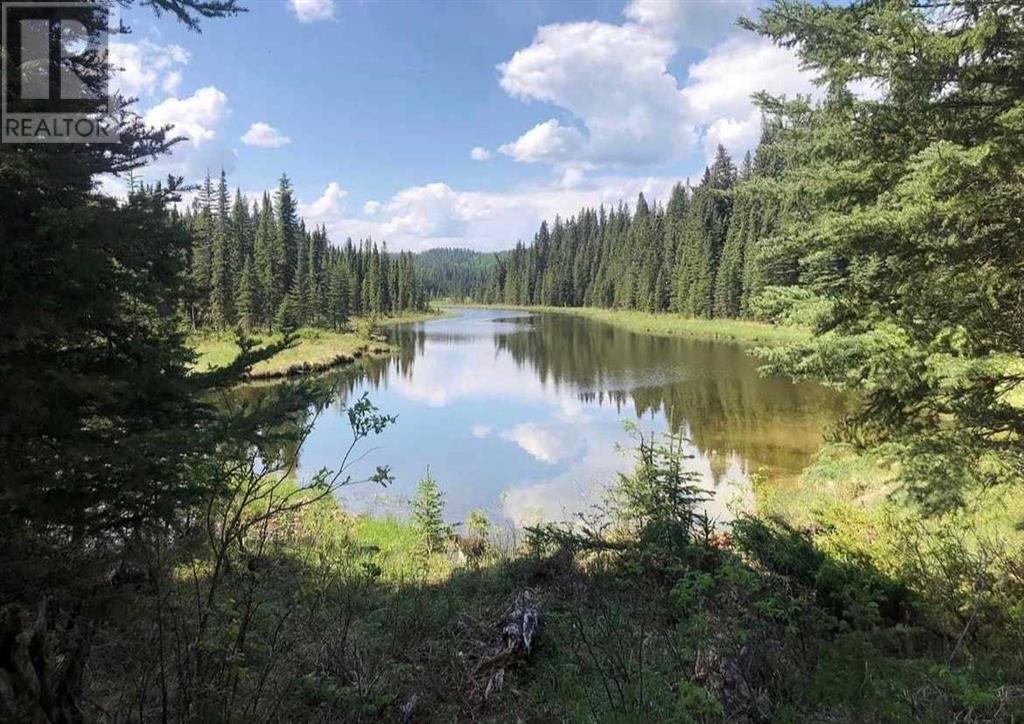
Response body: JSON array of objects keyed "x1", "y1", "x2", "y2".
[
  {"x1": 471, "y1": 424, "x2": 493, "y2": 439},
  {"x1": 363, "y1": 200, "x2": 382, "y2": 215},
  {"x1": 144, "y1": 86, "x2": 228, "y2": 146},
  {"x1": 681, "y1": 35, "x2": 820, "y2": 161},
  {"x1": 289, "y1": 0, "x2": 335, "y2": 23},
  {"x1": 498, "y1": 119, "x2": 586, "y2": 164},
  {"x1": 496, "y1": 0, "x2": 818, "y2": 170},
  {"x1": 681, "y1": 36, "x2": 815, "y2": 121},
  {"x1": 241, "y1": 121, "x2": 291, "y2": 148},
  {"x1": 109, "y1": 40, "x2": 190, "y2": 99},
  {"x1": 470, "y1": 146, "x2": 492, "y2": 161},
  {"x1": 498, "y1": 19, "x2": 686, "y2": 166},
  {"x1": 376, "y1": 182, "x2": 475, "y2": 240},
  {"x1": 302, "y1": 182, "x2": 348, "y2": 219}
]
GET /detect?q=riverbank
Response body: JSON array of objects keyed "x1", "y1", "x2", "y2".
[
  {"x1": 449, "y1": 303, "x2": 809, "y2": 346},
  {"x1": 190, "y1": 310, "x2": 445, "y2": 378}
]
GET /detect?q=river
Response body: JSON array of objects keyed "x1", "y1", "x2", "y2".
[{"x1": 297, "y1": 308, "x2": 848, "y2": 527}]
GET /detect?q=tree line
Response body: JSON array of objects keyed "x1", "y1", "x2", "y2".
[
  {"x1": 414, "y1": 247, "x2": 497, "y2": 301},
  {"x1": 478, "y1": 129, "x2": 791, "y2": 319},
  {"x1": 178, "y1": 172, "x2": 427, "y2": 332}
]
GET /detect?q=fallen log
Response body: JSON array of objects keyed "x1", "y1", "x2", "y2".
[{"x1": 470, "y1": 590, "x2": 542, "y2": 702}]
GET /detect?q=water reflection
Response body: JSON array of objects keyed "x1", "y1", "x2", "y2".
[{"x1": 294, "y1": 308, "x2": 848, "y2": 526}]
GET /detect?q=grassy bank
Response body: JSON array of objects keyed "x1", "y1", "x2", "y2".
[
  {"x1": 189, "y1": 310, "x2": 444, "y2": 378},
  {"x1": 451, "y1": 303, "x2": 809, "y2": 346}
]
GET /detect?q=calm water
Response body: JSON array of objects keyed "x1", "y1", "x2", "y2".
[{"x1": 298, "y1": 308, "x2": 848, "y2": 526}]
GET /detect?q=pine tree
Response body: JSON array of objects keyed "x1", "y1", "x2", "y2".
[{"x1": 0, "y1": 0, "x2": 244, "y2": 536}]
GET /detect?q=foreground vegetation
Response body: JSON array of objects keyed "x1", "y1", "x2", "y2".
[
  {"x1": 42, "y1": 427, "x2": 1019, "y2": 721},
  {"x1": 190, "y1": 310, "x2": 443, "y2": 378}
]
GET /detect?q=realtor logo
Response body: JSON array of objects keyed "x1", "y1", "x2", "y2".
[{"x1": 2, "y1": 2, "x2": 119, "y2": 143}]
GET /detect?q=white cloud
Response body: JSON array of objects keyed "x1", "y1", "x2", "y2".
[
  {"x1": 109, "y1": 40, "x2": 190, "y2": 99},
  {"x1": 623, "y1": 0, "x2": 755, "y2": 47},
  {"x1": 144, "y1": 86, "x2": 228, "y2": 146},
  {"x1": 471, "y1": 424, "x2": 492, "y2": 439},
  {"x1": 498, "y1": 19, "x2": 686, "y2": 166},
  {"x1": 496, "y1": 0, "x2": 818, "y2": 170},
  {"x1": 681, "y1": 36, "x2": 815, "y2": 121},
  {"x1": 498, "y1": 119, "x2": 586, "y2": 164},
  {"x1": 302, "y1": 182, "x2": 348, "y2": 219},
  {"x1": 681, "y1": 35, "x2": 820, "y2": 161},
  {"x1": 241, "y1": 121, "x2": 292, "y2": 148},
  {"x1": 559, "y1": 166, "x2": 587, "y2": 189},
  {"x1": 470, "y1": 146, "x2": 492, "y2": 161},
  {"x1": 376, "y1": 183, "x2": 476, "y2": 240},
  {"x1": 363, "y1": 200, "x2": 381, "y2": 215},
  {"x1": 701, "y1": 115, "x2": 761, "y2": 163},
  {"x1": 289, "y1": 0, "x2": 335, "y2": 23}
]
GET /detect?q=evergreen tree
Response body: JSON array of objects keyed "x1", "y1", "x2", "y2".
[
  {"x1": 275, "y1": 174, "x2": 298, "y2": 303},
  {"x1": 748, "y1": 0, "x2": 1024, "y2": 509},
  {"x1": 412, "y1": 469, "x2": 450, "y2": 557},
  {"x1": 208, "y1": 170, "x2": 235, "y2": 329},
  {"x1": 236, "y1": 256, "x2": 258, "y2": 331},
  {"x1": 327, "y1": 262, "x2": 351, "y2": 330},
  {"x1": 0, "y1": 0, "x2": 244, "y2": 536},
  {"x1": 254, "y1": 192, "x2": 278, "y2": 327},
  {"x1": 190, "y1": 173, "x2": 215, "y2": 326}
]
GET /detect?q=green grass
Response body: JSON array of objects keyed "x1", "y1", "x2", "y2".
[
  {"x1": 451, "y1": 303, "x2": 810, "y2": 346},
  {"x1": 351, "y1": 515, "x2": 441, "y2": 580},
  {"x1": 189, "y1": 310, "x2": 444, "y2": 378}
]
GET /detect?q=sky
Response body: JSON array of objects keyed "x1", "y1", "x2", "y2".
[{"x1": 109, "y1": 0, "x2": 823, "y2": 251}]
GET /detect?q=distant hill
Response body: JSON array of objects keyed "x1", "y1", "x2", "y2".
[{"x1": 415, "y1": 247, "x2": 501, "y2": 300}]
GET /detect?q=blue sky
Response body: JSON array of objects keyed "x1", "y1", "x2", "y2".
[{"x1": 111, "y1": 0, "x2": 821, "y2": 250}]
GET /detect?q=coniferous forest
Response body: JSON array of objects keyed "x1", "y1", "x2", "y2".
[
  {"x1": 179, "y1": 171, "x2": 426, "y2": 333},
  {"x1": 477, "y1": 134, "x2": 789, "y2": 319}
]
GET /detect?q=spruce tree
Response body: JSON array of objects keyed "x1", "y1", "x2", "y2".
[
  {"x1": 327, "y1": 263, "x2": 351, "y2": 330},
  {"x1": 0, "y1": 0, "x2": 244, "y2": 536},
  {"x1": 275, "y1": 174, "x2": 298, "y2": 299},
  {"x1": 236, "y1": 257, "x2": 258, "y2": 331},
  {"x1": 412, "y1": 469, "x2": 450, "y2": 557},
  {"x1": 748, "y1": 0, "x2": 1024, "y2": 508},
  {"x1": 208, "y1": 170, "x2": 235, "y2": 329},
  {"x1": 190, "y1": 173, "x2": 215, "y2": 326}
]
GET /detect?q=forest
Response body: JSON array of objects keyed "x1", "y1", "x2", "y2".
[
  {"x1": 413, "y1": 247, "x2": 497, "y2": 301},
  {"x1": 2, "y1": 0, "x2": 1023, "y2": 721},
  {"x1": 179, "y1": 171, "x2": 427, "y2": 333},
  {"x1": 478, "y1": 139, "x2": 787, "y2": 319}
]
